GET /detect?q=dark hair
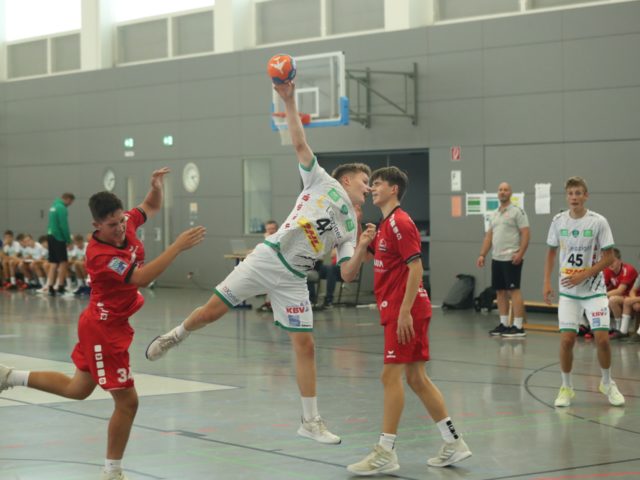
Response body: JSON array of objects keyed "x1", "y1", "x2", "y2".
[
  {"x1": 370, "y1": 166, "x2": 409, "y2": 201},
  {"x1": 565, "y1": 176, "x2": 588, "y2": 193},
  {"x1": 89, "y1": 192, "x2": 124, "y2": 221},
  {"x1": 3, "y1": 230, "x2": 14, "y2": 237},
  {"x1": 331, "y1": 163, "x2": 371, "y2": 182},
  {"x1": 265, "y1": 220, "x2": 278, "y2": 227},
  {"x1": 612, "y1": 248, "x2": 621, "y2": 260},
  {"x1": 73, "y1": 233, "x2": 85, "y2": 242},
  {"x1": 62, "y1": 192, "x2": 76, "y2": 201},
  {"x1": 38, "y1": 235, "x2": 47, "y2": 243},
  {"x1": 16, "y1": 233, "x2": 26, "y2": 241}
]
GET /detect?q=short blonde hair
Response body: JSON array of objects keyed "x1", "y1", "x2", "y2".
[{"x1": 565, "y1": 176, "x2": 588, "y2": 193}]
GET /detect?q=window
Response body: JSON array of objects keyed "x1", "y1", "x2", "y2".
[
  {"x1": 5, "y1": 0, "x2": 81, "y2": 41},
  {"x1": 113, "y1": 0, "x2": 215, "y2": 22},
  {"x1": 243, "y1": 158, "x2": 273, "y2": 234}
]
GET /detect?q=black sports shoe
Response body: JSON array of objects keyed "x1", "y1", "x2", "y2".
[
  {"x1": 502, "y1": 326, "x2": 526, "y2": 338},
  {"x1": 489, "y1": 323, "x2": 508, "y2": 336}
]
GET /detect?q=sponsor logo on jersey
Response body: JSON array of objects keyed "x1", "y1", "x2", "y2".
[
  {"x1": 288, "y1": 315, "x2": 301, "y2": 327},
  {"x1": 97, "y1": 302, "x2": 109, "y2": 321},
  {"x1": 286, "y1": 304, "x2": 310, "y2": 314},
  {"x1": 571, "y1": 229, "x2": 580, "y2": 238},
  {"x1": 346, "y1": 219, "x2": 355, "y2": 232},
  {"x1": 592, "y1": 317, "x2": 601, "y2": 327},
  {"x1": 378, "y1": 239, "x2": 387, "y2": 252},
  {"x1": 380, "y1": 300, "x2": 388, "y2": 310},
  {"x1": 386, "y1": 350, "x2": 396, "y2": 359},
  {"x1": 584, "y1": 229, "x2": 593, "y2": 237},
  {"x1": 298, "y1": 217, "x2": 324, "y2": 253},
  {"x1": 592, "y1": 308, "x2": 608, "y2": 318},
  {"x1": 374, "y1": 259, "x2": 384, "y2": 268},
  {"x1": 108, "y1": 257, "x2": 129, "y2": 276},
  {"x1": 340, "y1": 204, "x2": 349, "y2": 215},
  {"x1": 389, "y1": 216, "x2": 402, "y2": 240},
  {"x1": 560, "y1": 229, "x2": 569, "y2": 237},
  {"x1": 328, "y1": 188, "x2": 341, "y2": 202},
  {"x1": 561, "y1": 267, "x2": 587, "y2": 275}
]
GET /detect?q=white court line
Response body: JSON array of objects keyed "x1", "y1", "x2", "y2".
[{"x1": 0, "y1": 352, "x2": 237, "y2": 407}]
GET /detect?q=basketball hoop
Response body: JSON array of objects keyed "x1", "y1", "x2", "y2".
[{"x1": 272, "y1": 112, "x2": 312, "y2": 146}]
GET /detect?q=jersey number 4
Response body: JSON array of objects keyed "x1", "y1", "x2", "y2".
[
  {"x1": 316, "y1": 218, "x2": 332, "y2": 235},
  {"x1": 567, "y1": 253, "x2": 584, "y2": 267}
]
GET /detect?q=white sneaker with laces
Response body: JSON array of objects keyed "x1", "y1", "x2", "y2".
[
  {"x1": 297, "y1": 416, "x2": 341, "y2": 444},
  {"x1": 599, "y1": 381, "x2": 625, "y2": 406},
  {"x1": 347, "y1": 445, "x2": 399, "y2": 476},
  {"x1": 0, "y1": 364, "x2": 13, "y2": 392},
  {"x1": 145, "y1": 326, "x2": 185, "y2": 361},
  {"x1": 100, "y1": 470, "x2": 128, "y2": 480},
  {"x1": 427, "y1": 438, "x2": 472, "y2": 467},
  {"x1": 554, "y1": 386, "x2": 575, "y2": 407}
]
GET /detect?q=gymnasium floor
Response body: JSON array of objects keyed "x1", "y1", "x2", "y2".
[{"x1": 0, "y1": 288, "x2": 638, "y2": 480}]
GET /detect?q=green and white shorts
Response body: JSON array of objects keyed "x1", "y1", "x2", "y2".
[
  {"x1": 214, "y1": 243, "x2": 314, "y2": 332},
  {"x1": 558, "y1": 295, "x2": 609, "y2": 332}
]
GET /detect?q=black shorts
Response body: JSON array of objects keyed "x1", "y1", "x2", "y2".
[
  {"x1": 491, "y1": 259, "x2": 522, "y2": 291},
  {"x1": 48, "y1": 235, "x2": 68, "y2": 263}
]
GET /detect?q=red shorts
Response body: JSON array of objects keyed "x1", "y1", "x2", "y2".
[
  {"x1": 383, "y1": 316, "x2": 430, "y2": 364},
  {"x1": 71, "y1": 310, "x2": 135, "y2": 390}
]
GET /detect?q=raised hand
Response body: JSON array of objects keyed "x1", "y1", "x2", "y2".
[
  {"x1": 173, "y1": 226, "x2": 206, "y2": 252},
  {"x1": 273, "y1": 81, "x2": 295, "y2": 102},
  {"x1": 359, "y1": 223, "x2": 376, "y2": 247},
  {"x1": 150, "y1": 167, "x2": 171, "y2": 190}
]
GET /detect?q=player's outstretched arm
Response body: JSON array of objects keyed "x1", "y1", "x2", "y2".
[
  {"x1": 273, "y1": 82, "x2": 314, "y2": 169},
  {"x1": 129, "y1": 226, "x2": 206, "y2": 287},
  {"x1": 341, "y1": 223, "x2": 376, "y2": 282},
  {"x1": 140, "y1": 167, "x2": 170, "y2": 220}
]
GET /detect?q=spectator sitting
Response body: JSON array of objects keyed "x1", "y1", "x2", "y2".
[
  {"x1": 68, "y1": 233, "x2": 90, "y2": 295},
  {"x1": 17, "y1": 234, "x2": 47, "y2": 289},
  {"x1": 2, "y1": 230, "x2": 23, "y2": 290},
  {"x1": 621, "y1": 277, "x2": 640, "y2": 343},
  {"x1": 604, "y1": 248, "x2": 638, "y2": 339}
]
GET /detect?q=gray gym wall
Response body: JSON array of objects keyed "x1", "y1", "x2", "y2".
[{"x1": 0, "y1": 1, "x2": 639, "y2": 302}]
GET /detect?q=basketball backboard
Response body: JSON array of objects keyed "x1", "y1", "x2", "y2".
[{"x1": 271, "y1": 51, "x2": 349, "y2": 131}]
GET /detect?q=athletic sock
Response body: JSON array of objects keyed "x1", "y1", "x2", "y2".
[
  {"x1": 104, "y1": 459, "x2": 122, "y2": 473},
  {"x1": 561, "y1": 372, "x2": 573, "y2": 388},
  {"x1": 500, "y1": 315, "x2": 509, "y2": 326},
  {"x1": 621, "y1": 314, "x2": 631, "y2": 334},
  {"x1": 613, "y1": 318, "x2": 621, "y2": 331},
  {"x1": 436, "y1": 417, "x2": 459, "y2": 443},
  {"x1": 601, "y1": 368, "x2": 611, "y2": 386},
  {"x1": 175, "y1": 323, "x2": 190, "y2": 340},
  {"x1": 8, "y1": 370, "x2": 30, "y2": 387},
  {"x1": 378, "y1": 433, "x2": 396, "y2": 452},
  {"x1": 513, "y1": 317, "x2": 524, "y2": 329},
  {"x1": 301, "y1": 396, "x2": 319, "y2": 421},
  {"x1": 38, "y1": 277, "x2": 45, "y2": 285},
  {"x1": 10, "y1": 276, "x2": 16, "y2": 285},
  {"x1": 66, "y1": 278, "x2": 73, "y2": 289}
]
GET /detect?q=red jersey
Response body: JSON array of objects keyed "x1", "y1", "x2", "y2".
[
  {"x1": 604, "y1": 263, "x2": 638, "y2": 296},
  {"x1": 85, "y1": 207, "x2": 147, "y2": 322},
  {"x1": 369, "y1": 207, "x2": 431, "y2": 325}
]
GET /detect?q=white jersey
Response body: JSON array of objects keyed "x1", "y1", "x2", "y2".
[
  {"x1": 23, "y1": 242, "x2": 46, "y2": 260},
  {"x1": 265, "y1": 158, "x2": 357, "y2": 275},
  {"x1": 3, "y1": 241, "x2": 21, "y2": 256},
  {"x1": 546, "y1": 209, "x2": 614, "y2": 299},
  {"x1": 69, "y1": 243, "x2": 87, "y2": 261}
]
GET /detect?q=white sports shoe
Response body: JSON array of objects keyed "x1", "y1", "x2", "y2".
[
  {"x1": 554, "y1": 386, "x2": 576, "y2": 407},
  {"x1": 297, "y1": 416, "x2": 341, "y2": 444},
  {"x1": 599, "y1": 381, "x2": 625, "y2": 406},
  {"x1": 145, "y1": 326, "x2": 185, "y2": 361},
  {"x1": 347, "y1": 445, "x2": 400, "y2": 476},
  {"x1": 0, "y1": 364, "x2": 13, "y2": 392},
  {"x1": 100, "y1": 470, "x2": 128, "y2": 480},
  {"x1": 427, "y1": 438, "x2": 472, "y2": 467}
]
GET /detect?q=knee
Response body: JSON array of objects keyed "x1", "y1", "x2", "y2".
[
  {"x1": 117, "y1": 395, "x2": 139, "y2": 416},
  {"x1": 293, "y1": 334, "x2": 315, "y2": 356},
  {"x1": 559, "y1": 337, "x2": 576, "y2": 351},
  {"x1": 405, "y1": 372, "x2": 424, "y2": 392}
]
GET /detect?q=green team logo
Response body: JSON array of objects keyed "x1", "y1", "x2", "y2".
[
  {"x1": 571, "y1": 229, "x2": 580, "y2": 238},
  {"x1": 583, "y1": 229, "x2": 593, "y2": 237},
  {"x1": 340, "y1": 205, "x2": 348, "y2": 215},
  {"x1": 346, "y1": 219, "x2": 355, "y2": 232},
  {"x1": 328, "y1": 188, "x2": 341, "y2": 202},
  {"x1": 560, "y1": 229, "x2": 569, "y2": 236}
]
